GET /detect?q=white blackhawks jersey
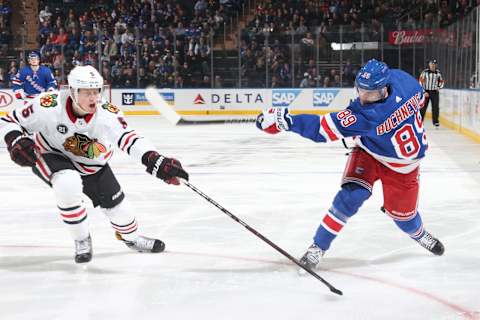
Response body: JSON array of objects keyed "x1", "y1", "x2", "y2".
[{"x1": 0, "y1": 90, "x2": 156, "y2": 175}]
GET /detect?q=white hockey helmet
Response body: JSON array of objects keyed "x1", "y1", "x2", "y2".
[
  {"x1": 68, "y1": 65, "x2": 103, "y2": 89},
  {"x1": 67, "y1": 65, "x2": 104, "y2": 107}
]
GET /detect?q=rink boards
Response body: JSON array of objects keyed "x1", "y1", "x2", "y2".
[
  {"x1": 1, "y1": 88, "x2": 479, "y2": 142},
  {"x1": 440, "y1": 89, "x2": 480, "y2": 143}
]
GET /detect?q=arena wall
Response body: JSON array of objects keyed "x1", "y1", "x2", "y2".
[{"x1": 1, "y1": 88, "x2": 479, "y2": 142}]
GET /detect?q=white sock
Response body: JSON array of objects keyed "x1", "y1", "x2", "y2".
[{"x1": 102, "y1": 200, "x2": 138, "y2": 241}]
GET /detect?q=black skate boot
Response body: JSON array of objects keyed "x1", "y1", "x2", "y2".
[
  {"x1": 115, "y1": 232, "x2": 165, "y2": 253},
  {"x1": 299, "y1": 243, "x2": 324, "y2": 272},
  {"x1": 416, "y1": 231, "x2": 445, "y2": 256},
  {"x1": 75, "y1": 234, "x2": 92, "y2": 263}
]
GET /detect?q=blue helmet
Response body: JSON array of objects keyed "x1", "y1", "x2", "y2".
[
  {"x1": 355, "y1": 59, "x2": 390, "y2": 90},
  {"x1": 28, "y1": 51, "x2": 40, "y2": 60}
]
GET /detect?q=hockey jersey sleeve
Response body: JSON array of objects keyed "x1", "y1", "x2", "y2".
[
  {"x1": 43, "y1": 67, "x2": 58, "y2": 91},
  {"x1": 288, "y1": 106, "x2": 376, "y2": 143},
  {"x1": 438, "y1": 72, "x2": 445, "y2": 89},
  {"x1": 103, "y1": 105, "x2": 157, "y2": 163},
  {"x1": 11, "y1": 71, "x2": 25, "y2": 99},
  {"x1": 0, "y1": 98, "x2": 46, "y2": 141}
]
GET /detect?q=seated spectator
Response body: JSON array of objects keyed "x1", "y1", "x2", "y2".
[
  {"x1": 194, "y1": 0, "x2": 208, "y2": 15},
  {"x1": 299, "y1": 72, "x2": 314, "y2": 88},
  {"x1": 53, "y1": 69, "x2": 63, "y2": 85},
  {"x1": 53, "y1": 28, "x2": 68, "y2": 47},
  {"x1": 52, "y1": 49, "x2": 64, "y2": 69},
  {"x1": 271, "y1": 75, "x2": 281, "y2": 88},
  {"x1": 279, "y1": 62, "x2": 291, "y2": 86},
  {"x1": 323, "y1": 76, "x2": 330, "y2": 88},
  {"x1": 0, "y1": 66, "x2": 5, "y2": 88},
  {"x1": 39, "y1": 6, "x2": 52, "y2": 24},
  {"x1": 199, "y1": 75, "x2": 210, "y2": 88},
  {"x1": 7, "y1": 64, "x2": 17, "y2": 87},
  {"x1": 214, "y1": 75, "x2": 223, "y2": 88},
  {"x1": 0, "y1": 30, "x2": 8, "y2": 56}
]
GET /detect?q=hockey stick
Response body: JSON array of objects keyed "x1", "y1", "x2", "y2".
[
  {"x1": 181, "y1": 179, "x2": 343, "y2": 296},
  {"x1": 145, "y1": 86, "x2": 182, "y2": 125},
  {"x1": 145, "y1": 86, "x2": 258, "y2": 124},
  {"x1": 144, "y1": 88, "x2": 341, "y2": 294}
]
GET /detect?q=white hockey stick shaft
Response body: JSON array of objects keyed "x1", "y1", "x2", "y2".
[{"x1": 145, "y1": 86, "x2": 182, "y2": 125}]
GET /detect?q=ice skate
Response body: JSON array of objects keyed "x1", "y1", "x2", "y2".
[
  {"x1": 115, "y1": 232, "x2": 165, "y2": 253},
  {"x1": 298, "y1": 244, "x2": 324, "y2": 274},
  {"x1": 75, "y1": 234, "x2": 92, "y2": 263},
  {"x1": 416, "y1": 231, "x2": 444, "y2": 256}
]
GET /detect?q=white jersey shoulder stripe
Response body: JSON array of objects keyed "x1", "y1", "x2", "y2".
[
  {"x1": 355, "y1": 138, "x2": 421, "y2": 174},
  {"x1": 319, "y1": 113, "x2": 344, "y2": 141}
]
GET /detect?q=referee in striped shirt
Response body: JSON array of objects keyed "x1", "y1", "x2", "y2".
[{"x1": 419, "y1": 59, "x2": 444, "y2": 127}]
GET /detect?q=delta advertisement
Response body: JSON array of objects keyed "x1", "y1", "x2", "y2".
[{"x1": 112, "y1": 88, "x2": 356, "y2": 120}]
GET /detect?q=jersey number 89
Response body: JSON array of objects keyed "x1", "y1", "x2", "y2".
[{"x1": 336, "y1": 110, "x2": 357, "y2": 127}]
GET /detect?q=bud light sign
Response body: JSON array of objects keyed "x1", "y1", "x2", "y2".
[
  {"x1": 272, "y1": 89, "x2": 301, "y2": 107},
  {"x1": 313, "y1": 89, "x2": 339, "y2": 107}
]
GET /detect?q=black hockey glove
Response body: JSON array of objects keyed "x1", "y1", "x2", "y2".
[
  {"x1": 5, "y1": 130, "x2": 37, "y2": 167},
  {"x1": 142, "y1": 151, "x2": 189, "y2": 185}
]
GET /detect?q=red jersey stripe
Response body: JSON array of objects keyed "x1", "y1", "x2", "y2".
[{"x1": 320, "y1": 116, "x2": 339, "y2": 141}]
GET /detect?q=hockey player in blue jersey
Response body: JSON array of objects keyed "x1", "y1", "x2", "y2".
[
  {"x1": 11, "y1": 51, "x2": 57, "y2": 102},
  {"x1": 256, "y1": 59, "x2": 444, "y2": 271}
]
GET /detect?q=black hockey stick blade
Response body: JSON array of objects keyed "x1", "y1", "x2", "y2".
[{"x1": 181, "y1": 179, "x2": 343, "y2": 295}]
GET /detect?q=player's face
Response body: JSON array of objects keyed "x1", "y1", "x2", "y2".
[
  {"x1": 428, "y1": 62, "x2": 436, "y2": 71},
  {"x1": 28, "y1": 57, "x2": 40, "y2": 67},
  {"x1": 77, "y1": 88, "x2": 100, "y2": 114},
  {"x1": 357, "y1": 87, "x2": 386, "y2": 105}
]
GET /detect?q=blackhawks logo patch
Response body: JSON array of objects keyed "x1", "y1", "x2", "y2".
[
  {"x1": 40, "y1": 94, "x2": 58, "y2": 108},
  {"x1": 63, "y1": 133, "x2": 107, "y2": 159},
  {"x1": 102, "y1": 102, "x2": 120, "y2": 114}
]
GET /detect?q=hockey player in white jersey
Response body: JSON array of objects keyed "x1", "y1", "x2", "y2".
[{"x1": 0, "y1": 65, "x2": 189, "y2": 263}]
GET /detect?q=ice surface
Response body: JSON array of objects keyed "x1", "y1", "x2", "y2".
[{"x1": 0, "y1": 117, "x2": 479, "y2": 320}]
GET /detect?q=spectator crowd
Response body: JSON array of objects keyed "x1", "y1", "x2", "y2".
[
  {"x1": 0, "y1": 0, "x2": 478, "y2": 89},
  {"x1": 0, "y1": 0, "x2": 11, "y2": 88},
  {"x1": 239, "y1": 0, "x2": 478, "y2": 88}
]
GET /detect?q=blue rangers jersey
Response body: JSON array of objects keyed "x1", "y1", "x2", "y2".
[
  {"x1": 288, "y1": 69, "x2": 426, "y2": 173},
  {"x1": 11, "y1": 66, "x2": 57, "y2": 99}
]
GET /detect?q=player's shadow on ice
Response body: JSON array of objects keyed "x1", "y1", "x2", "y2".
[
  {"x1": 0, "y1": 251, "x2": 135, "y2": 274},
  {"x1": 320, "y1": 252, "x2": 427, "y2": 269},
  {"x1": 182, "y1": 252, "x2": 425, "y2": 273}
]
